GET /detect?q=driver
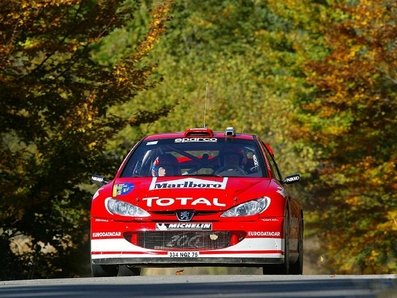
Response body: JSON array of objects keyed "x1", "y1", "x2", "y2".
[
  {"x1": 151, "y1": 154, "x2": 180, "y2": 177},
  {"x1": 215, "y1": 148, "x2": 247, "y2": 176}
]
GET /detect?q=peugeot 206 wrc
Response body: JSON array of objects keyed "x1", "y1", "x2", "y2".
[{"x1": 90, "y1": 127, "x2": 303, "y2": 276}]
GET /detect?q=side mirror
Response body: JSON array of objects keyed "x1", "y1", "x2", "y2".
[
  {"x1": 283, "y1": 173, "x2": 301, "y2": 184},
  {"x1": 91, "y1": 174, "x2": 109, "y2": 186}
]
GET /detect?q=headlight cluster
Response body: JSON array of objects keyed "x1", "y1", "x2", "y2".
[
  {"x1": 105, "y1": 198, "x2": 150, "y2": 217},
  {"x1": 221, "y1": 197, "x2": 271, "y2": 217}
]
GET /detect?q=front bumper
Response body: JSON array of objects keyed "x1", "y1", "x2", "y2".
[{"x1": 90, "y1": 217, "x2": 285, "y2": 266}]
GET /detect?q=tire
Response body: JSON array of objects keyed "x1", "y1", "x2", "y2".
[
  {"x1": 118, "y1": 265, "x2": 141, "y2": 276},
  {"x1": 289, "y1": 218, "x2": 303, "y2": 275},
  {"x1": 263, "y1": 209, "x2": 290, "y2": 275},
  {"x1": 91, "y1": 263, "x2": 119, "y2": 277}
]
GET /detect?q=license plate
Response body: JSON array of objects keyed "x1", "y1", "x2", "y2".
[{"x1": 168, "y1": 251, "x2": 199, "y2": 258}]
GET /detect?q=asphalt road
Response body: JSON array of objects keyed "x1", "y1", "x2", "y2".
[{"x1": 0, "y1": 275, "x2": 396, "y2": 298}]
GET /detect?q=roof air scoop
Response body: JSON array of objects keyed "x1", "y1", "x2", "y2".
[{"x1": 184, "y1": 128, "x2": 214, "y2": 137}]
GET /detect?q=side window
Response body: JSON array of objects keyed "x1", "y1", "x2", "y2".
[{"x1": 261, "y1": 142, "x2": 282, "y2": 181}]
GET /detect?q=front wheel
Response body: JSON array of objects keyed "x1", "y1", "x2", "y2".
[
  {"x1": 262, "y1": 236, "x2": 290, "y2": 274},
  {"x1": 289, "y1": 219, "x2": 303, "y2": 274},
  {"x1": 91, "y1": 263, "x2": 119, "y2": 277},
  {"x1": 118, "y1": 265, "x2": 141, "y2": 276},
  {"x1": 263, "y1": 211, "x2": 290, "y2": 275}
]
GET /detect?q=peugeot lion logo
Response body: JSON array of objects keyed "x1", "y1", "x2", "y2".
[{"x1": 176, "y1": 210, "x2": 195, "y2": 222}]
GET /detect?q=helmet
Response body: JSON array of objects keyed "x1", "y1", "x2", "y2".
[
  {"x1": 220, "y1": 146, "x2": 246, "y2": 167},
  {"x1": 151, "y1": 154, "x2": 180, "y2": 176}
]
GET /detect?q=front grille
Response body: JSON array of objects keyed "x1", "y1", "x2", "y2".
[{"x1": 133, "y1": 231, "x2": 234, "y2": 250}]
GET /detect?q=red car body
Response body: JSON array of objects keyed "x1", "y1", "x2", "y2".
[{"x1": 90, "y1": 127, "x2": 303, "y2": 276}]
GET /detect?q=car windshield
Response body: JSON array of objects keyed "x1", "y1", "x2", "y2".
[{"x1": 120, "y1": 138, "x2": 267, "y2": 178}]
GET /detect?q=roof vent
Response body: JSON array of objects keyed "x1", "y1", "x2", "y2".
[
  {"x1": 224, "y1": 127, "x2": 235, "y2": 137},
  {"x1": 184, "y1": 128, "x2": 214, "y2": 137}
]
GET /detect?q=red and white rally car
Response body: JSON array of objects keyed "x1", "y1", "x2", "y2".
[{"x1": 90, "y1": 127, "x2": 303, "y2": 276}]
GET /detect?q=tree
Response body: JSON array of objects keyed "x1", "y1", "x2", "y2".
[
  {"x1": 0, "y1": 0, "x2": 172, "y2": 279},
  {"x1": 113, "y1": 0, "x2": 315, "y2": 176},
  {"x1": 119, "y1": 0, "x2": 396, "y2": 274},
  {"x1": 294, "y1": 0, "x2": 397, "y2": 273}
]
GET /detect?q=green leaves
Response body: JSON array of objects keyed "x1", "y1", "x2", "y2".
[
  {"x1": 0, "y1": 0, "x2": 172, "y2": 279},
  {"x1": 128, "y1": 0, "x2": 396, "y2": 274},
  {"x1": 1, "y1": 0, "x2": 395, "y2": 278}
]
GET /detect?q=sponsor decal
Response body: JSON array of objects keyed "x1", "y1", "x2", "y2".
[
  {"x1": 143, "y1": 196, "x2": 226, "y2": 207},
  {"x1": 113, "y1": 183, "x2": 134, "y2": 196},
  {"x1": 209, "y1": 234, "x2": 218, "y2": 240},
  {"x1": 248, "y1": 231, "x2": 281, "y2": 237},
  {"x1": 92, "y1": 190, "x2": 100, "y2": 200},
  {"x1": 175, "y1": 138, "x2": 217, "y2": 143},
  {"x1": 149, "y1": 177, "x2": 228, "y2": 190},
  {"x1": 253, "y1": 154, "x2": 259, "y2": 168},
  {"x1": 92, "y1": 231, "x2": 122, "y2": 238},
  {"x1": 146, "y1": 141, "x2": 158, "y2": 145},
  {"x1": 91, "y1": 176, "x2": 105, "y2": 183},
  {"x1": 276, "y1": 186, "x2": 286, "y2": 198},
  {"x1": 156, "y1": 223, "x2": 212, "y2": 231},
  {"x1": 284, "y1": 175, "x2": 300, "y2": 183},
  {"x1": 165, "y1": 234, "x2": 208, "y2": 249},
  {"x1": 261, "y1": 218, "x2": 280, "y2": 222},
  {"x1": 94, "y1": 218, "x2": 110, "y2": 222}
]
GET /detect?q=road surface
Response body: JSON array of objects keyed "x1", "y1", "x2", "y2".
[{"x1": 0, "y1": 275, "x2": 396, "y2": 298}]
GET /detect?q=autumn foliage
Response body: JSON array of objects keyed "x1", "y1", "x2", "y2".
[
  {"x1": 0, "y1": 0, "x2": 395, "y2": 279},
  {"x1": 298, "y1": 0, "x2": 397, "y2": 273},
  {"x1": 0, "y1": 0, "x2": 172, "y2": 279}
]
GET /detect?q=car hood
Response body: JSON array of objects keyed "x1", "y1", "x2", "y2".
[{"x1": 111, "y1": 176, "x2": 273, "y2": 211}]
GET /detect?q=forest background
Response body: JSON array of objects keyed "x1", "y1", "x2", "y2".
[{"x1": 0, "y1": 0, "x2": 395, "y2": 280}]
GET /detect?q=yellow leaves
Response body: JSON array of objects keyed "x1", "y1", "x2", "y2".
[
  {"x1": 322, "y1": 124, "x2": 347, "y2": 136},
  {"x1": 113, "y1": 63, "x2": 129, "y2": 87},
  {"x1": 369, "y1": 249, "x2": 379, "y2": 260},
  {"x1": 307, "y1": 0, "x2": 397, "y2": 96},
  {"x1": 347, "y1": 45, "x2": 362, "y2": 59},
  {"x1": 376, "y1": 210, "x2": 397, "y2": 231},
  {"x1": 111, "y1": 1, "x2": 173, "y2": 89},
  {"x1": 20, "y1": 0, "x2": 79, "y2": 9},
  {"x1": 265, "y1": 0, "x2": 397, "y2": 275},
  {"x1": 346, "y1": 196, "x2": 361, "y2": 207},
  {"x1": 358, "y1": 157, "x2": 396, "y2": 188},
  {"x1": 132, "y1": 0, "x2": 173, "y2": 62},
  {"x1": 19, "y1": 38, "x2": 42, "y2": 50},
  {"x1": 352, "y1": 0, "x2": 389, "y2": 28},
  {"x1": 5, "y1": 0, "x2": 79, "y2": 31},
  {"x1": 77, "y1": 93, "x2": 96, "y2": 122},
  {"x1": 87, "y1": 141, "x2": 97, "y2": 150},
  {"x1": 65, "y1": 92, "x2": 98, "y2": 133},
  {"x1": 388, "y1": 211, "x2": 397, "y2": 231}
]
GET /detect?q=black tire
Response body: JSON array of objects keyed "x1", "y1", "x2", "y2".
[
  {"x1": 263, "y1": 209, "x2": 290, "y2": 275},
  {"x1": 263, "y1": 262, "x2": 288, "y2": 275},
  {"x1": 91, "y1": 263, "x2": 119, "y2": 277},
  {"x1": 289, "y1": 218, "x2": 303, "y2": 275},
  {"x1": 118, "y1": 265, "x2": 141, "y2": 276}
]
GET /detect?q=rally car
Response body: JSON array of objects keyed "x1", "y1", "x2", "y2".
[{"x1": 90, "y1": 127, "x2": 303, "y2": 276}]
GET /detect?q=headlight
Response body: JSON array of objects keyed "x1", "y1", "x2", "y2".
[
  {"x1": 105, "y1": 198, "x2": 150, "y2": 217},
  {"x1": 220, "y1": 197, "x2": 271, "y2": 217}
]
